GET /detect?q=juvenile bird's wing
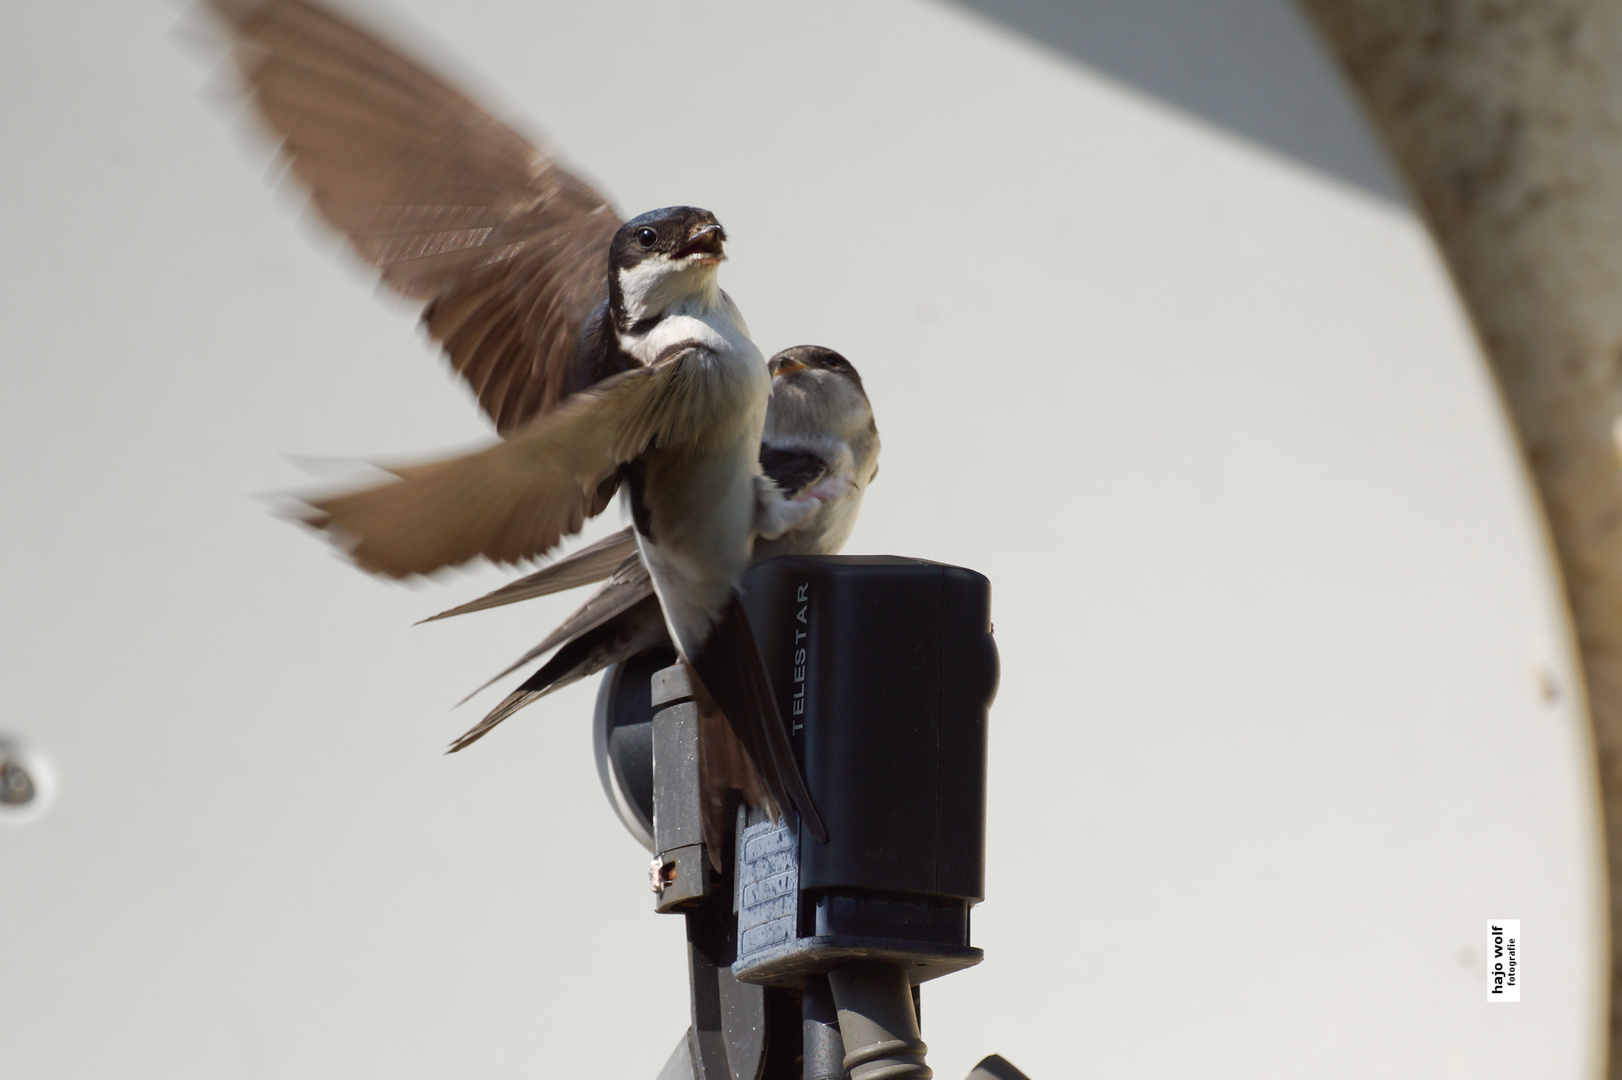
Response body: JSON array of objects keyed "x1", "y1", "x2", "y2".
[
  {"x1": 204, "y1": 0, "x2": 626, "y2": 430},
  {"x1": 419, "y1": 527, "x2": 639, "y2": 622},
  {"x1": 300, "y1": 352, "x2": 705, "y2": 578},
  {"x1": 758, "y1": 446, "x2": 830, "y2": 498},
  {"x1": 753, "y1": 446, "x2": 836, "y2": 540}
]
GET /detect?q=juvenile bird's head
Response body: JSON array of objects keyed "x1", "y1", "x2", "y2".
[
  {"x1": 765, "y1": 346, "x2": 879, "y2": 480},
  {"x1": 608, "y1": 206, "x2": 727, "y2": 330}
]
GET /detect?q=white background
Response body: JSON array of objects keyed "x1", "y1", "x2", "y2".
[{"x1": 0, "y1": 1, "x2": 1605, "y2": 1077}]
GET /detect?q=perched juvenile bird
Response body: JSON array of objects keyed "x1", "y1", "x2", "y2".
[
  {"x1": 202, "y1": 0, "x2": 829, "y2": 839},
  {"x1": 433, "y1": 345, "x2": 881, "y2": 751}
]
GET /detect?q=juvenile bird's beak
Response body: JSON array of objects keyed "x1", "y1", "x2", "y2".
[
  {"x1": 676, "y1": 224, "x2": 726, "y2": 264},
  {"x1": 772, "y1": 357, "x2": 807, "y2": 378}
]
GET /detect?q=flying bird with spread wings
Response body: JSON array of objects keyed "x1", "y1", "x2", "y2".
[{"x1": 199, "y1": 0, "x2": 865, "y2": 840}]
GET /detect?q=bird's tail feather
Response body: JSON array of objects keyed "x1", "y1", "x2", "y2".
[
  {"x1": 454, "y1": 576, "x2": 658, "y2": 706},
  {"x1": 446, "y1": 599, "x2": 667, "y2": 752},
  {"x1": 688, "y1": 596, "x2": 827, "y2": 842},
  {"x1": 447, "y1": 635, "x2": 602, "y2": 752}
]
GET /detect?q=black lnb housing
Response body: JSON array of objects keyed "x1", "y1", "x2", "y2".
[{"x1": 732, "y1": 555, "x2": 998, "y2": 986}]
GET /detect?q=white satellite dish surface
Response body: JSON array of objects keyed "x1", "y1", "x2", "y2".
[{"x1": 0, "y1": 0, "x2": 1601, "y2": 1077}]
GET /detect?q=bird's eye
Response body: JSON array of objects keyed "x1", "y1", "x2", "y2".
[{"x1": 635, "y1": 227, "x2": 658, "y2": 249}]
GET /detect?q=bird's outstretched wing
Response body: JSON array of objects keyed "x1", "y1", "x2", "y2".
[
  {"x1": 421, "y1": 440, "x2": 838, "y2": 623},
  {"x1": 299, "y1": 351, "x2": 706, "y2": 578},
  {"x1": 204, "y1": 0, "x2": 626, "y2": 431},
  {"x1": 419, "y1": 526, "x2": 639, "y2": 623},
  {"x1": 419, "y1": 439, "x2": 841, "y2": 623}
]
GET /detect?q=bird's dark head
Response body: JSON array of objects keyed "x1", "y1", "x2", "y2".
[
  {"x1": 608, "y1": 207, "x2": 728, "y2": 330},
  {"x1": 769, "y1": 346, "x2": 864, "y2": 394},
  {"x1": 611, "y1": 206, "x2": 726, "y2": 269},
  {"x1": 765, "y1": 346, "x2": 878, "y2": 469}
]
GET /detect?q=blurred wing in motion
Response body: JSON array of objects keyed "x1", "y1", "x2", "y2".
[
  {"x1": 419, "y1": 526, "x2": 638, "y2": 622},
  {"x1": 299, "y1": 353, "x2": 700, "y2": 578},
  {"x1": 204, "y1": 0, "x2": 627, "y2": 431},
  {"x1": 421, "y1": 438, "x2": 835, "y2": 625}
]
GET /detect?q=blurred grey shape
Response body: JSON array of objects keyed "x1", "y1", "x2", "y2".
[
  {"x1": 1, "y1": 758, "x2": 35, "y2": 806},
  {"x1": 967, "y1": 1053, "x2": 1032, "y2": 1079},
  {"x1": 0, "y1": 738, "x2": 47, "y2": 821},
  {"x1": 943, "y1": 0, "x2": 1403, "y2": 201}
]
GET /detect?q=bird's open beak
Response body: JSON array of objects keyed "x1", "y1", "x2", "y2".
[
  {"x1": 675, "y1": 224, "x2": 726, "y2": 264},
  {"x1": 772, "y1": 357, "x2": 808, "y2": 378}
]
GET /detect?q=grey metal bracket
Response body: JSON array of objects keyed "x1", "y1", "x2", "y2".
[
  {"x1": 640, "y1": 659, "x2": 1029, "y2": 1080},
  {"x1": 651, "y1": 664, "x2": 709, "y2": 912},
  {"x1": 650, "y1": 663, "x2": 776, "y2": 1080}
]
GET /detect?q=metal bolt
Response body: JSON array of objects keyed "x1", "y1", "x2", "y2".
[{"x1": 0, "y1": 759, "x2": 36, "y2": 806}]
